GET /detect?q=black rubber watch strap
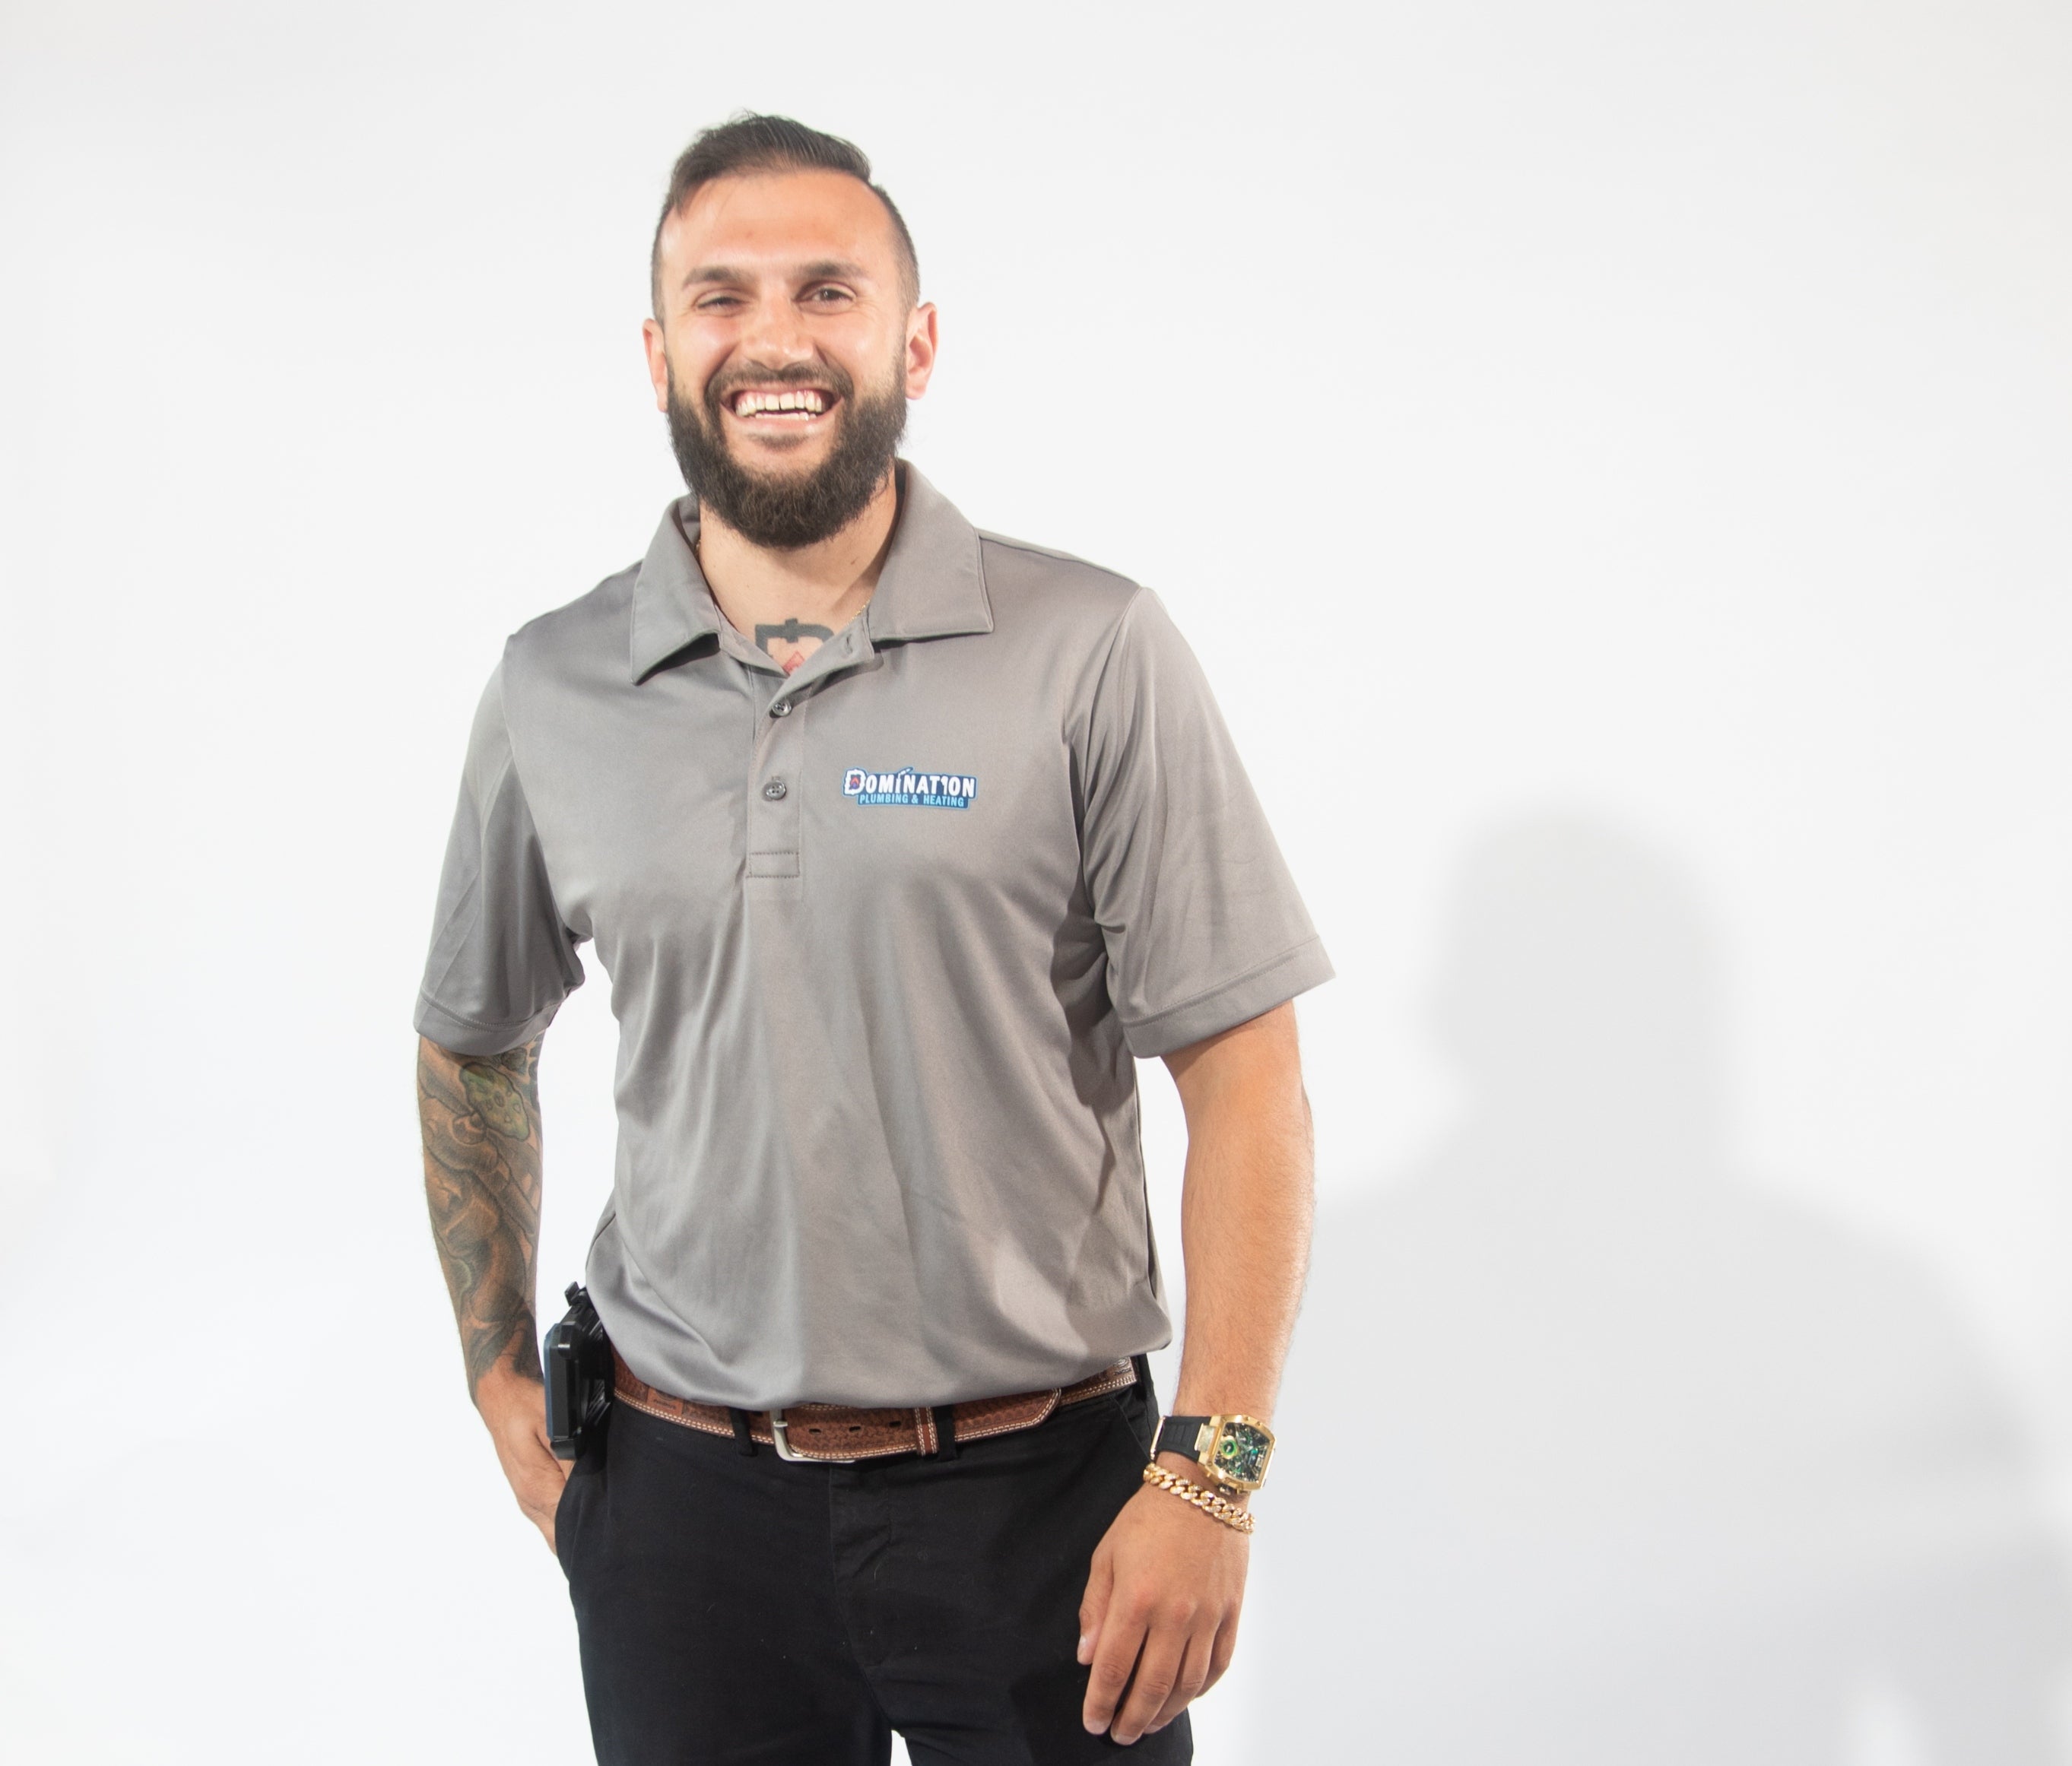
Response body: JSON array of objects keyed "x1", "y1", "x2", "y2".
[{"x1": 1155, "y1": 1415, "x2": 1214, "y2": 1463}]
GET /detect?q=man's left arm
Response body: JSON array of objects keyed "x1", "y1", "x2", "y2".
[{"x1": 1078, "y1": 999, "x2": 1315, "y2": 1744}]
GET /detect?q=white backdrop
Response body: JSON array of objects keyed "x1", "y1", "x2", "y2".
[{"x1": 5, "y1": 1, "x2": 2071, "y2": 1760}]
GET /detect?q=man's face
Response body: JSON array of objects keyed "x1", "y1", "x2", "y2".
[{"x1": 643, "y1": 169, "x2": 937, "y2": 549}]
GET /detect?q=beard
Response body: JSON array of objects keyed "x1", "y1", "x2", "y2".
[{"x1": 667, "y1": 354, "x2": 909, "y2": 550}]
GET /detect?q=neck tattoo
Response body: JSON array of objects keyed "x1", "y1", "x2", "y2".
[{"x1": 756, "y1": 618, "x2": 835, "y2": 677}]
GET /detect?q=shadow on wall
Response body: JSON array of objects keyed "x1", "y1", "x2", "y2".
[{"x1": 1248, "y1": 814, "x2": 2071, "y2": 1762}]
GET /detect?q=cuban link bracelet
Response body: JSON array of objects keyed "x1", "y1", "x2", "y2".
[{"x1": 1142, "y1": 1463, "x2": 1257, "y2": 1534}]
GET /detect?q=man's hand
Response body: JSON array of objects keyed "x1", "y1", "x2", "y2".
[
  {"x1": 420, "y1": 1034, "x2": 566, "y2": 1552},
  {"x1": 1077, "y1": 1469, "x2": 1249, "y2": 1744},
  {"x1": 478, "y1": 1363, "x2": 571, "y2": 1553},
  {"x1": 1075, "y1": 1000, "x2": 1312, "y2": 1742}
]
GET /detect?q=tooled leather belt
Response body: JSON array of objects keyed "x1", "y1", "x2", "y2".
[{"x1": 612, "y1": 1350, "x2": 1138, "y2": 1464}]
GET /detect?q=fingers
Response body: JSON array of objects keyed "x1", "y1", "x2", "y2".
[
  {"x1": 1080, "y1": 1489, "x2": 1250, "y2": 1742},
  {"x1": 1085, "y1": 1608, "x2": 1152, "y2": 1733},
  {"x1": 1144, "y1": 1628, "x2": 1217, "y2": 1736},
  {"x1": 1202, "y1": 1609, "x2": 1239, "y2": 1695},
  {"x1": 1084, "y1": 1595, "x2": 1219, "y2": 1745},
  {"x1": 517, "y1": 1470, "x2": 558, "y2": 1542},
  {"x1": 503, "y1": 1439, "x2": 570, "y2": 1506},
  {"x1": 1076, "y1": 1549, "x2": 1115, "y2": 1668},
  {"x1": 1107, "y1": 1615, "x2": 1190, "y2": 1746},
  {"x1": 474, "y1": 1378, "x2": 570, "y2": 1554},
  {"x1": 1080, "y1": 1595, "x2": 1147, "y2": 1739},
  {"x1": 520, "y1": 1454, "x2": 570, "y2": 1555},
  {"x1": 490, "y1": 1414, "x2": 570, "y2": 1552}
]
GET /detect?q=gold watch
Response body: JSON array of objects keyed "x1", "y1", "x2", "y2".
[{"x1": 1153, "y1": 1413, "x2": 1277, "y2": 1492}]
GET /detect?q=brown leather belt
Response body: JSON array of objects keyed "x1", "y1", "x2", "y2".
[{"x1": 612, "y1": 1351, "x2": 1138, "y2": 1464}]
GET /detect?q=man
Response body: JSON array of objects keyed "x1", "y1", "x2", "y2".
[{"x1": 416, "y1": 115, "x2": 1329, "y2": 1764}]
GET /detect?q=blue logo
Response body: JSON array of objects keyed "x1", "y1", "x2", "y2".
[{"x1": 842, "y1": 766, "x2": 978, "y2": 809}]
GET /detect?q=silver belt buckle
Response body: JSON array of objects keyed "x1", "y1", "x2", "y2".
[{"x1": 767, "y1": 1409, "x2": 856, "y2": 1465}]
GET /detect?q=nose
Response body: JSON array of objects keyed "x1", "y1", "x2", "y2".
[{"x1": 735, "y1": 290, "x2": 817, "y2": 372}]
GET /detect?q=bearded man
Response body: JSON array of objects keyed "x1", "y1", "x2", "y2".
[{"x1": 415, "y1": 114, "x2": 1330, "y2": 1765}]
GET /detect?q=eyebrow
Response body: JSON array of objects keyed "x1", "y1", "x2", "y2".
[{"x1": 679, "y1": 258, "x2": 874, "y2": 290}]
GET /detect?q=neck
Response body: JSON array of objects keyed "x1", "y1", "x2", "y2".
[{"x1": 696, "y1": 470, "x2": 900, "y2": 643}]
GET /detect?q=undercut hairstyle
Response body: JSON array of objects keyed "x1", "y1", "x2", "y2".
[{"x1": 649, "y1": 113, "x2": 921, "y2": 317}]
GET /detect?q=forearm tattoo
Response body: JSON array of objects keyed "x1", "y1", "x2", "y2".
[{"x1": 418, "y1": 1036, "x2": 545, "y2": 1400}]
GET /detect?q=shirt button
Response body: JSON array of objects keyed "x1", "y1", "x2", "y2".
[
  {"x1": 770, "y1": 700, "x2": 792, "y2": 716},
  {"x1": 763, "y1": 779, "x2": 788, "y2": 801}
]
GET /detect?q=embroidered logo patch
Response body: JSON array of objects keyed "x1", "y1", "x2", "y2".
[{"x1": 842, "y1": 766, "x2": 978, "y2": 809}]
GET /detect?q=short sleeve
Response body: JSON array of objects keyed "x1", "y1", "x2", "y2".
[
  {"x1": 413, "y1": 660, "x2": 585, "y2": 1056},
  {"x1": 1079, "y1": 591, "x2": 1332, "y2": 1057}
]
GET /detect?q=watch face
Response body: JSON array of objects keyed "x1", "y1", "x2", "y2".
[{"x1": 1211, "y1": 1419, "x2": 1274, "y2": 1488}]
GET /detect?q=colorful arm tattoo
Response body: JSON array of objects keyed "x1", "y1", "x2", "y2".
[{"x1": 417, "y1": 1035, "x2": 545, "y2": 1400}]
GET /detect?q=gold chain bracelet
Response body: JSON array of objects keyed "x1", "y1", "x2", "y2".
[{"x1": 1142, "y1": 1463, "x2": 1257, "y2": 1534}]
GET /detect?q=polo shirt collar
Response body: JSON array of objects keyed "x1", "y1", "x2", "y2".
[
  {"x1": 627, "y1": 461, "x2": 992, "y2": 683},
  {"x1": 628, "y1": 498, "x2": 719, "y2": 682},
  {"x1": 864, "y1": 463, "x2": 995, "y2": 644}
]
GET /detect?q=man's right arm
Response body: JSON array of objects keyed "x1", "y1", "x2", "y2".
[{"x1": 417, "y1": 1032, "x2": 569, "y2": 1550}]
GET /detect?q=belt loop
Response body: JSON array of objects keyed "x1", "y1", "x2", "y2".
[
  {"x1": 728, "y1": 1407, "x2": 759, "y2": 1456},
  {"x1": 931, "y1": 1404, "x2": 959, "y2": 1461},
  {"x1": 1130, "y1": 1354, "x2": 1155, "y2": 1411}
]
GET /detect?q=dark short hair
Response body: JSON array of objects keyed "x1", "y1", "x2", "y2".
[{"x1": 649, "y1": 113, "x2": 921, "y2": 317}]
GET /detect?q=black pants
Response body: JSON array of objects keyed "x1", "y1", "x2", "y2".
[{"x1": 557, "y1": 1373, "x2": 1193, "y2": 1766}]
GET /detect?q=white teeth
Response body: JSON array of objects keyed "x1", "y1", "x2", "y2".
[{"x1": 735, "y1": 388, "x2": 828, "y2": 416}]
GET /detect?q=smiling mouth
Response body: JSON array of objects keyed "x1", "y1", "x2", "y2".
[{"x1": 728, "y1": 387, "x2": 835, "y2": 421}]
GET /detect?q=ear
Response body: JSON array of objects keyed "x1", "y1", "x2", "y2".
[
  {"x1": 641, "y1": 318, "x2": 671, "y2": 414},
  {"x1": 903, "y1": 303, "x2": 940, "y2": 400}
]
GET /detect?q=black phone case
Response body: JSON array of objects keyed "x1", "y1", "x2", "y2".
[{"x1": 544, "y1": 1282, "x2": 613, "y2": 1460}]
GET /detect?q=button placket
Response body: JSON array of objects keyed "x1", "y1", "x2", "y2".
[
  {"x1": 745, "y1": 687, "x2": 804, "y2": 889},
  {"x1": 741, "y1": 625, "x2": 870, "y2": 893}
]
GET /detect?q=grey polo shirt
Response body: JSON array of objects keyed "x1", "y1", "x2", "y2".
[{"x1": 416, "y1": 464, "x2": 1331, "y2": 1409}]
